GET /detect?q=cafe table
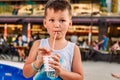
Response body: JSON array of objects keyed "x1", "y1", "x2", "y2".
[
  {"x1": 109, "y1": 48, "x2": 120, "y2": 63},
  {"x1": 79, "y1": 46, "x2": 90, "y2": 60},
  {"x1": 15, "y1": 46, "x2": 27, "y2": 50}
]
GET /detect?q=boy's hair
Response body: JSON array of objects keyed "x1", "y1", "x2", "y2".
[{"x1": 44, "y1": 0, "x2": 72, "y2": 18}]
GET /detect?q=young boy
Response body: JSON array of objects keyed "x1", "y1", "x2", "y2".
[{"x1": 23, "y1": 0, "x2": 84, "y2": 80}]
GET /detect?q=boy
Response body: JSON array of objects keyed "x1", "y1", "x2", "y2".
[{"x1": 23, "y1": 0, "x2": 84, "y2": 80}]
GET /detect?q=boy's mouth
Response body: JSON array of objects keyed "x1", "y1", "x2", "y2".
[{"x1": 55, "y1": 31, "x2": 61, "y2": 34}]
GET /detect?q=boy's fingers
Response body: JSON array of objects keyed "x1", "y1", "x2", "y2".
[
  {"x1": 51, "y1": 54, "x2": 60, "y2": 63},
  {"x1": 38, "y1": 47, "x2": 53, "y2": 53},
  {"x1": 55, "y1": 54, "x2": 60, "y2": 58},
  {"x1": 49, "y1": 60, "x2": 60, "y2": 68}
]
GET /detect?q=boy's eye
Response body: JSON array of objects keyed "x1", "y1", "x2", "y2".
[
  {"x1": 49, "y1": 19, "x2": 54, "y2": 22},
  {"x1": 60, "y1": 20, "x2": 65, "y2": 23},
  {"x1": 48, "y1": 19, "x2": 66, "y2": 23}
]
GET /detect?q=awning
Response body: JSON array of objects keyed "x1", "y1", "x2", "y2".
[
  {"x1": 0, "y1": 18, "x2": 19, "y2": 23},
  {"x1": 106, "y1": 19, "x2": 120, "y2": 24}
]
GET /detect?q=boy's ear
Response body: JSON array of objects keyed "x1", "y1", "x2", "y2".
[
  {"x1": 43, "y1": 19, "x2": 47, "y2": 28},
  {"x1": 69, "y1": 20, "x2": 72, "y2": 28}
]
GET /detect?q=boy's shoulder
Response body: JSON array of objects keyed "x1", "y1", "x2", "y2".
[{"x1": 33, "y1": 39, "x2": 40, "y2": 46}]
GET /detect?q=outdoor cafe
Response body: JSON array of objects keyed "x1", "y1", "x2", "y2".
[{"x1": 80, "y1": 45, "x2": 120, "y2": 63}]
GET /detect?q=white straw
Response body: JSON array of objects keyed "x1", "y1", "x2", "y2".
[{"x1": 52, "y1": 32, "x2": 57, "y2": 49}]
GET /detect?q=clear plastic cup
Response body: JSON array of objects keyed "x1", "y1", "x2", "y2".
[{"x1": 43, "y1": 56, "x2": 58, "y2": 79}]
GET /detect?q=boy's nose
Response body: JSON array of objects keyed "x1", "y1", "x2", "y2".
[{"x1": 54, "y1": 21, "x2": 60, "y2": 28}]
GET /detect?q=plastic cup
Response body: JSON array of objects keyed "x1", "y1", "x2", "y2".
[
  {"x1": 43, "y1": 56, "x2": 54, "y2": 71},
  {"x1": 43, "y1": 56, "x2": 58, "y2": 78}
]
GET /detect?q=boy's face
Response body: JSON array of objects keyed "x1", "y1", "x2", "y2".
[{"x1": 44, "y1": 8, "x2": 72, "y2": 39}]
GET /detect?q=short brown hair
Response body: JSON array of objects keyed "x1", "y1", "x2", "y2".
[{"x1": 44, "y1": 0, "x2": 72, "y2": 17}]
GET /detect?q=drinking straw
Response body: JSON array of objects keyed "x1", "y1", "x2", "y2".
[{"x1": 52, "y1": 32, "x2": 57, "y2": 49}]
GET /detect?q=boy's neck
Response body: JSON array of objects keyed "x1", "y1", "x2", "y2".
[{"x1": 48, "y1": 38, "x2": 67, "y2": 50}]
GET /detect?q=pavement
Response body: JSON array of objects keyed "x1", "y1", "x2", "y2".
[
  {"x1": 1, "y1": 56, "x2": 120, "y2": 80},
  {"x1": 83, "y1": 61, "x2": 120, "y2": 80}
]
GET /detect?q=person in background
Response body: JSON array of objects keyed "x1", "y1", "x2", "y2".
[
  {"x1": 0, "y1": 35, "x2": 9, "y2": 58},
  {"x1": 13, "y1": 34, "x2": 25, "y2": 61},
  {"x1": 22, "y1": 35, "x2": 27, "y2": 43},
  {"x1": 0, "y1": 35, "x2": 5, "y2": 45},
  {"x1": 70, "y1": 33, "x2": 78, "y2": 45},
  {"x1": 110, "y1": 40, "x2": 120, "y2": 52},
  {"x1": 81, "y1": 38, "x2": 88, "y2": 48},
  {"x1": 27, "y1": 36, "x2": 34, "y2": 56},
  {"x1": 98, "y1": 34, "x2": 109, "y2": 51},
  {"x1": 23, "y1": 0, "x2": 84, "y2": 80},
  {"x1": 12, "y1": 5, "x2": 19, "y2": 15},
  {"x1": 92, "y1": 40, "x2": 99, "y2": 51}
]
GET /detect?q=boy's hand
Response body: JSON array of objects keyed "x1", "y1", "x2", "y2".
[
  {"x1": 49, "y1": 54, "x2": 62, "y2": 75},
  {"x1": 37, "y1": 47, "x2": 53, "y2": 63}
]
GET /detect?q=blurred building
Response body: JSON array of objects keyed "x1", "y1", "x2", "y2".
[{"x1": 0, "y1": 0, "x2": 120, "y2": 44}]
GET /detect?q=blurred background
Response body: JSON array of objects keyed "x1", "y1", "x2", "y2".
[
  {"x1": 0, "y1": 0, "x2": 119, "y2": 45},
  {"x1": 0, "y1": 0, "x2": 120, "y2": 80}
]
